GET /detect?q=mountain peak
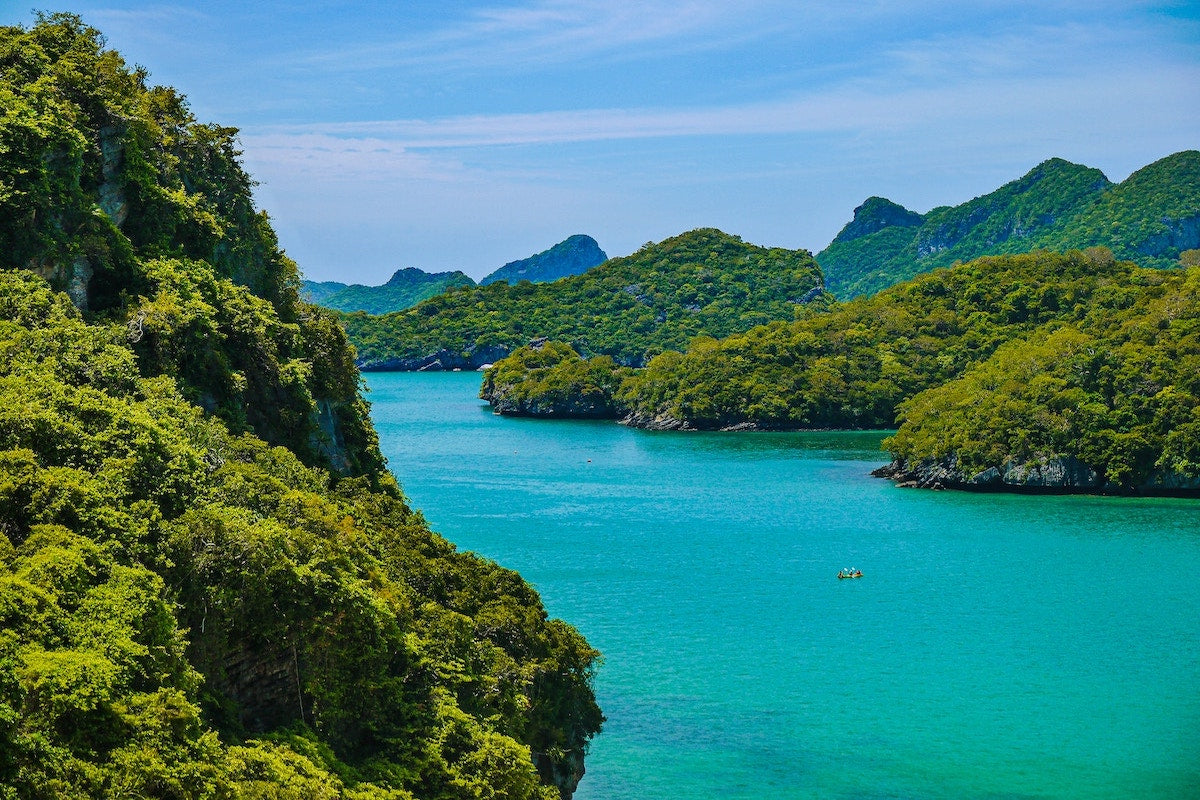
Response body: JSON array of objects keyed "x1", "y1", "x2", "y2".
[
  {"x1": 481, "y1": 235, "x2": 607, "y2": 285},
  {"x1": 831, "y1": 197, "x2": 924, "y2": 244}
]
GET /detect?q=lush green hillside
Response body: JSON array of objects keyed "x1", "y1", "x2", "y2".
[
  {"x1": 302, "y1": 268, "x2": 476, "y2": 314},
  {"x1": 881, "y1": 263, "x2": 1200, "y2": 492},
  {"x1": 483, "y1": 247, "x2": 1200, "y2": 492},
  {"x1": 300, "y1": 278, "x2": 352, "y2": 304},
  {"x1": 818, "y1": 153, "x2": 1200, "y2": 298},
  {"x1": 343, "y1": 229, "x2": 827, "y2": 370},
  {"x1": 480, "y1": 235, "x2": 607, "y2": 285},
  {"x1": 0, "y1": 14, "x2": 600, "y2": 799},
  {"x1": 1035, "y1": 152, "x2": 1200, "y2": 268},
  {"x1": 484, "y1": 249, "x2": 1142, "y2": 428}
]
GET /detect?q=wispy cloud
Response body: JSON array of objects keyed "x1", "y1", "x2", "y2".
[
  {"x1": 243, "y1": 57, "x2": 1200, "y2": 156},
  {"x1": 287, "y1": 0, "x2": 804, "y2": 74}
]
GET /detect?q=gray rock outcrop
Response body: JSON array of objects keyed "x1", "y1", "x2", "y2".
[{"x1": 875, "y1": 454, "x2": 1200, "y2": 496}]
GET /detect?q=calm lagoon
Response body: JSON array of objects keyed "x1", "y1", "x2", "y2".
[{"x1": 367, "y1": 371, "x2": 1200, "y2": 800}]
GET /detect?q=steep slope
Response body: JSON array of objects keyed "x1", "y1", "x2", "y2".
[
  {"x1": 817, "y1": 154, "x2": 1200, "y2": 298},
  {"x1": 343, "y1": 228, "x2": 826, "y2": 370},
  {"x1": 0, "y1": 14, "x2": 601, "y2": 799},
  {"x1": 303, "y1": 267, "x2": 476, "y2": 314},
  {"x1": 481, "y1": 235, "x2": 608, "y2": 285}
]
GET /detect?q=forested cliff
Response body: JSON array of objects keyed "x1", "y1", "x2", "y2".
[{"x1": 0, "y1": 14, "x2": 601, "y2": 799}]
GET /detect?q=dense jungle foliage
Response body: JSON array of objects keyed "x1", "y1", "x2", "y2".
[
  {"x1": 302, "y1": 269, "x2": 476, "y2": 315},
  {"x1": 480, "y1": 343, "x2": 632, "y2": 418},
  {"x1": 885, "y1": 263, "x2": 1200, "y2": 487},
  {"x1": 341, "y1": 229, "x2": 826, "y2": 368},
  {"x1": 565, "y1": 249, "x2": 1140, "y2": 429},
  {"x1": 486, "y1": 248, "x2": 1200, "y2": 490},
  {"x1": 818, "y1": 152, "x2": 1200, "y2": 298},
  {"x1": 0, "y1": 14, "x2": 601, "y2": 799}
]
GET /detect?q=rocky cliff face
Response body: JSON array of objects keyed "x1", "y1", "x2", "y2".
[
  {"x1": 486, "y1": 387, "x2": 617, "y2": 418},
  {"x1": 874, "y1": 455, "x2": 1200, "y2": 496}
]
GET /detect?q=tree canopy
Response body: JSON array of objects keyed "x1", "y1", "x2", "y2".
[{"x1": 0, "y1": 14, "x2": 601, "y2": 798}]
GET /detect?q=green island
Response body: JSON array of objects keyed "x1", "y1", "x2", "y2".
[
  {"x1": 340, "y1": 230, "x2": 827, "y2": 370},
  {"x1": 0, "y1": 15, "x2": 601, "y2": 799},
  {"x1": 482, "y1": 248, "x2": 1200, "y2": 494}
]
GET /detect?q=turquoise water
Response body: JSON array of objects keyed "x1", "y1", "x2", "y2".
[{"x1": 367, "y1": 372, "x2": 1200, "y2": 800}]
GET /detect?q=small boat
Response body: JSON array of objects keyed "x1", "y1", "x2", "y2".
[{"x1": 837, "y1": 569, "x2": 863, "y2": 579}]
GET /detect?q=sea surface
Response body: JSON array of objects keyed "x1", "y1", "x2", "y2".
[{"x1": 366, "y1": 371, "x2": 1200, "y2": 800}]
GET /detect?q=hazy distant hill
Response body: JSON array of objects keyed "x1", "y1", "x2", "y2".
[
  {"x1": 342, "y1": 228, "x2": 826, "y2": 370},
  {"x1": 818, "y1": 151, "x2": 1200, "y2": 297},
  {"x1": 301, "y1": 267, "x2": 475, "y2": 314},
  {"x1": 480, "y1": 234, "x2": 607, "y2": 284},
  {"x1": 301, "y1": 235, "x2": 606, "y2": 313},
  {"x1": 301, "y1": 279, "x2": 354, "y2": 304}
]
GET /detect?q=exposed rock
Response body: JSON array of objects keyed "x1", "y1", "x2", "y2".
[
  {"x1": 618, "y1": 410, "x2": 692, "y2": 431},
  {"x1": 535, "y1": 748, "x2": 586, "y2": 800},
  {"x1": 875, "y1": 454, "x2": 1200, "y2": 496},
  {"x1": 66, "y1": 255, "x2": 93, "y2": 311},
  {"x1": 26, "y1": 254, "x2": 94, "y2": 311},
  {"x1": 1136, "y1": 212, "x2": 1200, "y2": 257},
  {"x1": 359, "y1": 343, "x2": 512, "y2": 372},
  {"x1": 309, "y1": 398, "x2": 351, "y2": 473},
  {"x1": 97, "y1": 122, "x2": 129, "y2": 226},
  {"x1": 489, "y1": 391, "x2": 616, "y2": 419},
  {"x1": 998, "y1": 456, "x2": 1103, "y2": 488}
]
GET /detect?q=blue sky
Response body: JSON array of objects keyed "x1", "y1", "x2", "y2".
[{"x1": 5, "y1": 2, "x2": 1199, "y2": 282}]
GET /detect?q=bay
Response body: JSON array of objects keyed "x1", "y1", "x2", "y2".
[{"x1": 367, "y1": 371, "x2": 1200, "y2": 800}]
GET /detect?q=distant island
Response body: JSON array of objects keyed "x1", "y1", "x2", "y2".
[
  {"x1": 301, "y1": 234, "x2": 607, "y2": 314},
  {"x1": 482, "y1": 246, "x2": 1200, "y2": 496},
  {"x1": 301, "y1": 267, "x2": 475, "y2": 314},
  {"x1": 341, "y1": 228, "x2": 828, "y2": 371}
]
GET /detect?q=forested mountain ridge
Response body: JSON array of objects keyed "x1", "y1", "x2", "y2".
[
  {"x1": 484, "y1": 249, "x2": 1136, "y2": 429},
  {"x1": 343, "y1": 229, "x2": 827, "y2": 370},
  {"x1": 0, "y1": 14, "x2": 601, "y2": 799},
  {"x1": 878, "y1": 259, "x2": 1200, "y2": 492},
  {"x1": 818, "y1": 152, "x2": 1200, "y2": 298},
  {"x1": 301, "y1": 267, "x2": 476, "y2": 314}
]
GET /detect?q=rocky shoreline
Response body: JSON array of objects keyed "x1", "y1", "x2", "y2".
[
  {"x1": 873, "y1": 455, "x2": 1200, "y2": 496},
  {"x1": 358, "y1": 344, "x2": 512, "y2": 372}
]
